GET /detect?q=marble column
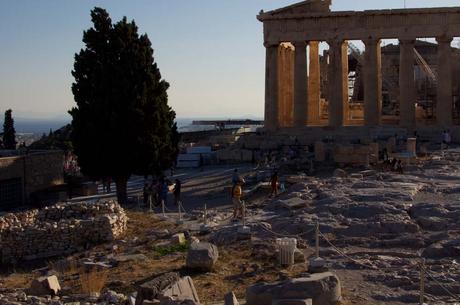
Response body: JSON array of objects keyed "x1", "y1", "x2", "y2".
[
  {"x1": 264, "y1": 43, "x2": 279, "y2": 131},
  {"x1": 308, "y1": 41, "x2": 321, "y2": 125},
  {"x1": 327, "y1": 40, "x2": 348, "y2": 127},
  {"x1": 399, "y1": 39, "x2": 416, "y2": 128},
  {"x1": 436, "y1": 37, "x2": 453, "y2": 127},
  {"x1": 293, "y1": 41, "x2": 308, "y2": 127},
  {"x1": 363, "y1": 38, "x2": 382, "y2": 126},
  {"x1": 278, "y1": 44, "x2": 294, "y2": 127}
]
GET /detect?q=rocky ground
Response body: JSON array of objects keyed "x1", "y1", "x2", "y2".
[{"x1": 1, "y1": 148, "x2": 460, "y2": 304}]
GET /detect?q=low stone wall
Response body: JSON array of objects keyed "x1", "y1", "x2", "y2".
[{"x1": 0, "y1": 200, "x2": 128, "y2": 264}]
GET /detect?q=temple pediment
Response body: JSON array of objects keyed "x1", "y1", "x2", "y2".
[{"x1": 258, "y1": 0, "x2": 331, "y2": 20}]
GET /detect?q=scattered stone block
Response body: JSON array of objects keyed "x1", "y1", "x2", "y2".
[
  {"x1": 136, "y1": 273, "x2": 180, "y2": 305},
  {"x1": 171, "y1": 233, "x2": 186, "y2": 246},
  {"x1": 333, "y1": 169, "x2": 347, "y2": 178},
  {"x1": 272, "y1": 299, "x2": 312, "y2": 305},
  {"x1": 294, "y1": 249, "x2": 305, "y2": 264},
  {"x1": 162, "y1": 276, "x2": 200, "y2": 304},
  {"x1": 246, "y1": 272, "x2": 341, "y2": 305},
  {"x1": 29, "y1": 275, "x2": 61, "y2": 296},
  {"x1": 186, "y1": 242, "x2": 219, "y2": 271},
  {"x1": 224, "y1": 291, "x2": 239, "y2": 305},
  {"x1": 142, "y1": 300, "x2": 160, "y2": 305}
]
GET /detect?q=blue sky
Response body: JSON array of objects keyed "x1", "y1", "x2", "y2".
[{"x1": 1, "y1": 0, "x2": 460, "y2": 120}]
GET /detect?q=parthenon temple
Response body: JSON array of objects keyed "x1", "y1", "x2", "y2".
[{"x1": 258, "y1": 0, "x2": 460, "y2": 133}]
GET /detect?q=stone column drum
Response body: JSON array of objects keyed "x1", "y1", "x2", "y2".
[
  {"x1": 436, "y1": 37, "x2": 453, "y2": 127},
  {"x1": 265, "y1": 43, "x2": 279, "y2": 131},
  {"x1": 363, "y1": 38, "x2": 382, "y2": 126},
  {"x1": 399, "y1": 39, "x2": 416, "y2": 128},
  {"x1": 327, "y1": 40, "x2": 348, "y2": 127},
  {"x1": 293, "y1": 41, "x2": 308, "y2": 127},
  {"x1": 308, "y1": 41, "x2": 321, "y2": 125}
]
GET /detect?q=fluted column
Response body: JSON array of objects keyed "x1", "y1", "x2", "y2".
[
  {"x1": 363, "y1": 38, "x2": 382, "y2": 126},
  {"x1": 436, "y1": 37, "x2": 453, "y2": 127},
  {"x1": 399, "y1": 39, "x2": 416, "y2": 128},
  {"x1": 264, "y1": 43, "x2": 279, "y2": 131},
  {"x1": 327, "y1": 40, "x2": 348, "y2": 127},
  {"x1": 293, "y1": 41, "x2": 308, "y2": 127},
  {"x1": 308, "y1": 41, "x2": 321, "y2": 125}
]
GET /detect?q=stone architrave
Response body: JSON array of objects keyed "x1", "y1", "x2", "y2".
[
  {"x1": 363, "y1": 38, "x2": 382, "y2": 126},
  {"x1": 399, "y1": 39, "x2": 416, "y2": 128},
  {"x1": 436, "y1": 36, "x2": 453, "y2": 127},
  {"x1": 265, "y1": 43, "x2": 279, "y2": 131},
  {"x1": 293, "y1": 41, "x2": 308, "y2": 127}
]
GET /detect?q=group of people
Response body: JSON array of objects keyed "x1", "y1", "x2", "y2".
[{"x1": 143, "y1": 176, "x2": 182, "y2": 209}]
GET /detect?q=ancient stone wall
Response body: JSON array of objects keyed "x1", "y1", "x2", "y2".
[
  {"x1": 0, "y1": 151, "x2": 65, "y2": 206},
  {"x1": 0, "y1": 200, "x2": 128, "y2": 263}
]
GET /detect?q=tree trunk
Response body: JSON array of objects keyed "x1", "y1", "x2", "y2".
[{"x1": 114, "y1": 176, "x2": 129, "y2": 205}]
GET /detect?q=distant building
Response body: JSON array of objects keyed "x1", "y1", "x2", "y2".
[{"x1": 0, "y1": 150, "x2": 64, "y2": 210}]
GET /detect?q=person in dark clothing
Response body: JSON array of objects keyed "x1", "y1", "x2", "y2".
[
  {"x1": 396, "y1": 160, "x2": 404, "y2": 174},
  {"x1": 143, "y1": 182, "x2": 150, "y2": 206},
  {"x1": 270, "y1": 171, "x2": 279, "y2": 198},
  {"x1": 173, "y1": 179, "x2": 181, "y2": 207}
]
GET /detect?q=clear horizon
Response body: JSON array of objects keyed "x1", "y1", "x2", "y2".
[{"x1": 1, "y1": 0, "x2": 460, "y2": 120}]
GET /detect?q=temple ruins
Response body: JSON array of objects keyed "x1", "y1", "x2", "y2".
[{"x1": 258, "y1": 0, "x2": 460, "y2": 137}]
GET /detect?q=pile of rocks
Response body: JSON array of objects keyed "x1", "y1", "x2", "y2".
[{"x1": 0, "y1": 200, "x2": 128, "y2": 263}]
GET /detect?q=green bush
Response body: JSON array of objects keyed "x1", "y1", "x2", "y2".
[{"x1": 154, "y1": 243, "x2": 188, "y2": 257}]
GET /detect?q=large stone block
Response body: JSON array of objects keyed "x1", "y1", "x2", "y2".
[
  {"x1": 28, "y1": 275, "x2": 61, "y2": 296},
  {"x1": 136, "y1": 273, "x2": 180, "y2": 305},
  {"x1": 272, "y1": 300, "x2": 312, "y2": 305},
  {"x1": 246, "y1": 272, "x2": 341, "y2": 305},
  {"x1": 186, "y1": 242, "x2": 218, "y2": 271}
]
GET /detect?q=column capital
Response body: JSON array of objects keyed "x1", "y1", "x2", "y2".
[
  {"x1": 399, "y1": 39, "x2": 416, "y2": 45},
  {"x1": 264, "y1": 41, "x2": 279, "y2": 48},
  {"x1": 292, "y1": 41, "x2": 307, "y2": 48},
  {"x1": 363, "y1": 38, "x2": 381, "y2": 46},
  {"x1": 436, "y1": 36, "x2": 453, "y2": 44},
  {"x1": 326, "y1": 39, "x2": 346, "y2": 48}
]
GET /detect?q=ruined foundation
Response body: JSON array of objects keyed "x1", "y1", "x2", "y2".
[{"x1": 0, "y1": 200, "x2": 128, "y2": 263}]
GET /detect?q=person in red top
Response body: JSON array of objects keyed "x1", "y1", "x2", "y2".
[{"x1": 270, "y1": 171, "x2": 278, "y2": 198}]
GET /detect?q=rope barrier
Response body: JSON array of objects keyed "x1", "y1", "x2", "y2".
[
  {"x1": 254, "y1": 221, "x2": 315, "y2": 239},
  {"x1": 318, "y1": 231, "x2": 380, "y2": 271},
  {"x1": 422, "y1": 265, "x2": 460, "y2": 301}
]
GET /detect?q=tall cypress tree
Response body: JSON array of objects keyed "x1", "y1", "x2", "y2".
[
  {"x1": 3, "y1": 109, "x2": 17, "y2": 150},
  {"x1": 70, "y1": 7, "x2": 179, "y2": 204}
]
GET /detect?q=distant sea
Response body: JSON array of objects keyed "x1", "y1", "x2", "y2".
[{"x1": 4, "y1": 117, "x2": 257, "y2": 134}]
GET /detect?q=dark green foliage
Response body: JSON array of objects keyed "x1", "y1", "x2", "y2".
[
  {"x1": 153, "y1": 242, "x2": 189, "y2": 257},
  {"x1": 69, "y1": 7, "x2": 179, "y2": 204},
  {"x1": 3, "y1": 109, "x2": 17, "y2": 150},
  {"x1": 29, "y1": 124, "x2": 73, "y2": 151}
]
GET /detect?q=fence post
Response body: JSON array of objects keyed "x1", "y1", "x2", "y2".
[
  {"x1": 204, "y1": 203, "x2": 208, "y2": 225},
  {"x1": 161, "y1": 199, "x2": 166, "y2": 217},
  {"x1": 178, "y1": 201, "x2": 182, "y2": 221},
  {"x1": 315, "y1": 221, "x2": 320, "y2": 258},
  {"x1": 420, "y1": 257, "x2": 425, "y2": 305},
  {"x1": 242, "y1": 200, "x2": 246, "y2": 227},
  {"x1": 148, "y1": 195, "x2": 153, "y2": 213}
]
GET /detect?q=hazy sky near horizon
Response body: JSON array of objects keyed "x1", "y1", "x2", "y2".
[{"x1": 1, "y1": 0, "x2": 460, "y2": 120}]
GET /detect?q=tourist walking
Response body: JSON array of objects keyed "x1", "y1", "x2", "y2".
[
  {"x1": 173, "y1": 179, "x2": 181, "y2": 207},
  {"x1": 270, "y1": 171, "x2": 279, "y2": 198},
  {"x1": 160, "y1": 177, "x2": 169, "y2": 207},
  {"x1": 232, "y1": 180, "x2": 243, "y2": 220}
]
